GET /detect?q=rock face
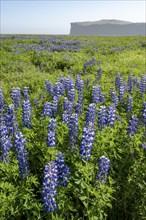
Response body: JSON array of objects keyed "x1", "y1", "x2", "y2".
[{"x1": 70, "y1": 19, "x2": 146, "y2": 36}]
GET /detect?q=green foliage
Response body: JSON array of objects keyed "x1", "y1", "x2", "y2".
[{"x1": 0, "y1": 35, "x2": 146, "y2": 219}]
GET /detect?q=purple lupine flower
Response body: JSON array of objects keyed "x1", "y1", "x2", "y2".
[
  {"x1": 118, "y1": 85, "x2": 125, "y2": 102},
  {"x1": 0, "y1": 88, "x2": 5, "y2": 127},
  {"x1": 44, "y1": 80, "x2": 54, "y2": 95},
  {"x1": 127, "y1": 115, "x2": 139, "y2": 136},
  {"x1": 68, "y1": 114, "x2": 79, "y2": 149},
  {"x1": 127, "y1": 95, "x2": 133, "y2": 113},
  {"x1": 98, "y1": 106, "x2": 107, "y2": 131},
  {"x1": 140, "y1": 74, "x2": 146, "y2": 97},
  {"x1": 14, "y1": 132, "x2": 29, "y2": 178},
  {"x1": 42, "y1": 161, "x2": 58, "y2": 212},
  {"x1": 43, "y1": 102, "x2": 52, "y2": 117},
  {"x1": 142, "y1": 102, "x2": 146, "y2": 125},
  {"x1": 22, "y1": 100, "x2": 31, "y2": 128},
  {"x1": 0, "y1": 125, "x2": 12, "y2": 162},
  {"x1": 39, "y1": 92, "x2": 44, "y2": 100},
  {"x1": 0, "y1": 87, "x2": 4, "y2": 109},
  {"x1": 99, "y1": 92, "x2": 105, "y2": 102},
  {"x1": 115, "y1": 72, "x2": 121, "y2": 91},
  {"x1": 86, "y1": 103, "x2": 96, "y2": 125},
  {"x1": 52, "y1": 96, "x2": 59, "y2": 117},
  {"x1": 68, "y1": 88, "x2": 76, "y2": 102},
  {"x1": 127, "y1": 73, "x2": 133, "y2": 93},
  {"x1": 75, "y1": 75, "x2": 84, "y2": 92},
  {"x1": 107, "y1": 105, "x2": 116, "y2": 127},
  {"x1": 11, "y1": 87, "x2": 21, "y2": 107},
  {"x1": 92, "y1": 85, "x2": 101, "y2": 103},
  {"x1": 23, "y1": 87, "x2": 29, "y2": 100},
  {"x1": 55, "y1": 152, "x2": 70, "y2": 186},
  {"x1": 64, "y1": 76, "x2": 74, "y2": 92},
  {"x1": 53, "y1": 82, "x2": 64, "y2": 97},
  {"x1": 111, "y1": 91, "x2": 118, "y2": 107},
  {"x1": 5, "y1": 104, "x2": 17, "y2": 135},
  {"x1": 80, "y1": 122, "x2": 95, "y2": 160},
  {"x1": 46, "y1": 118, "x2": 56, "y2": 147},
  {"x1": 97, "y1": 156, "x2": 110, "y2": 184},
  {"x1": 74, "y1": 91, "x2": 84, "y2": 115},
  {"x1": 62, "y1": 98, "x2": 73, "y2": 125}
]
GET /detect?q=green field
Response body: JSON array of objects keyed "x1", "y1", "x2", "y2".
[{"x1": 0, "y1": 35, "x2": 146, "y2": 220}]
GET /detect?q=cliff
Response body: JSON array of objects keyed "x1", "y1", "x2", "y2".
[{"x1": 70, "y1": 19, "x2": 146, "y2": 36}]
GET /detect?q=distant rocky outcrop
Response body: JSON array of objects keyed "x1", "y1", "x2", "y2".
[{"x1": 70, "y1": 19, "x2": 146, "y2": 36}]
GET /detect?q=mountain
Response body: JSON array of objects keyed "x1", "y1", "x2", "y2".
[{"x1": 70, "y1": 19, "x2": 146, "y2": 36}]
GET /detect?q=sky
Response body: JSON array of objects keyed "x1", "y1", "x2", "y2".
[{"x1": 1, "y1": 0, "x2": 146, "y2": 35}]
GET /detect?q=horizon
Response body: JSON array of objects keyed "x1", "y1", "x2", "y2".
[{"x1": 1, "y1": 0, "x2": 146, "y2": 35}]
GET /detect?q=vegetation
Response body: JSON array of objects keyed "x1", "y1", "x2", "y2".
[{"x1": 0, "y1": 35, "x2": 146, "y2": 220}]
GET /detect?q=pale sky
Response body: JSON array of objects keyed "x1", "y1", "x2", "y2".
[{"x1": 1, "y1": 0, "x2": 146, "y2": 34}]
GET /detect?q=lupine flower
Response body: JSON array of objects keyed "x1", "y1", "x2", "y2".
[
  {"x1": 111, "y1": 91, "x2": 118, "y2": 107},
  {"x1": 52, "y1": 96, "x2": 59, "y2": 117},
  {"x1": 55, "y1": 152, "x2": 70, "y2": 186},
  {"x1": 14, "y1": 132, "x2": 29, "y2": 178},
  {"x1": 118, "y1": 85, "x2": 125, "y2": 102},
  {"x1": 68, "y1": 88, "x2": 76, "y2": 102},
  {"x1": 22, "y1": 100, "x2": 31, "y2": 128},
  {"x1": 107, "y1": 105, "x2": 116, "y2": 127},
  {"x1": 92, "y1": 85, "x2": 101, "y2": 103},
  {"x1": 75, "y1": 75, "x2": 84, "y2": 92},
  {"x1": 5, "y1": 104, "x2": 17, "y2": 135},
  {"x1": 74, "y1": 91, "x2": 84, "y2": 115},
  {"x1": 80, "y1": 122, "x2": 95, "y2": 160},
  {"x1": 99, "y1": 92, "x2": 105, "y2": 102},
  {"x1": 43, "y1": 102, "x2": 52, "y2": 117},
  {"x1": 11, "y1": 87, "x2": 21, "y2": 107},
  {"x1": 142, "y1": 102, "x2": 146, "y2": 125},
  {"x1": 64, "y1": 76, "x2": 74, "y2": 92},
  {"x1": 0, "y1": 125, "x2": 12, "y2": 162},
  {"x1": 0, "y1": 87, "x2": 4, "y2": 108},
  {"x1": 53, "y1": 82, "x2": 65, "y2": 96},
  {"x1": 68, "y1": 114, "x2": 79, "y2": 149},
  {"x1": 127, "y1": 115, "x2": 139, "y2": 136},
  {"x1": 44, "y1": 80, "x2": 54, "y2": 95},
  {"x1": 115, "y1": 73, "x2": 121, "y2": 91},
  {"x1": 42, "y1": 161, "x2": 58, "y2": 212},
  {"x1": 86, "y1": 103, "x2": 96, "y2": 125},
  {"x1": 98, "y1": 106, "x2": 107, "y2": 131},
  {"x1": 140, "y1": 74, "x2": 146, "y2": 97},
  {"x1": 97, "y1": 156, "x2": 110, "y2": 184},
  {"x1": 23, "y1": 87, "x2": 29, "y2": 100},
  {"x1": 127, "y1": 95, "x2": 133, "y2": 113},
  {"x1": 62, "y1": 98, "x2": 73, "y2": 125},
  {"x1": 46, "y1": 119, "x2": 56, "y2": 147},
  {"x1": 0, "y1": 88, "x2": 5, "y2": 127}
]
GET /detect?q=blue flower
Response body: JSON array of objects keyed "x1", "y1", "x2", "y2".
[
  {"x1": 46, "y1": 119, "x2": 57, "y2": 147},
  {"x1": 80, "y1": 122, "x2": 95, "y2": 161},
  {"x1": 14, "y1": 132, "x2": 29, "y2": 178},
  {"x1": 127, "y1": 115, "x2": 139, "y2": 136},
  {"x1": 97, "y1": 156, "x2": 110, "y2": 184},
  {"x1": 42, "y1": 161, "x2": 58, "y2": 212},
  {"x1": 92, "y1": 85, "x2": 101, "y2": 103},
  {"x1": 107, "y1": 105, "x2": 116, "y2": 127},
  {"x1": 55, "y1": 152, "x2": 70, "y2": 187},
  {"x1": 5, "y1": 104, "x2": 17, "y2": 135},
  {"x1": 86, "y1": 103, "x2": 96, "y2": 125},
  {"x1": 22, "y1": 100, "x2": 31, "y2": 128},
  {"x1": 0, "y1": 125, "x2": 12, "y2": 163},
  {"x1": 11, "y1": 87, "x2": 21, "y2": 107},
  {"x1": 142, "y1": 102, "x2": 146, "y2": 125},
  {"x1": 23, "y1": 87, "x2": 30, "y2": 100}
]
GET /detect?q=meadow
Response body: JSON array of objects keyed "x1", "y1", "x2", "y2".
[{"x1": 0, "y1": 35, "x2": 146, "y2": 220}]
